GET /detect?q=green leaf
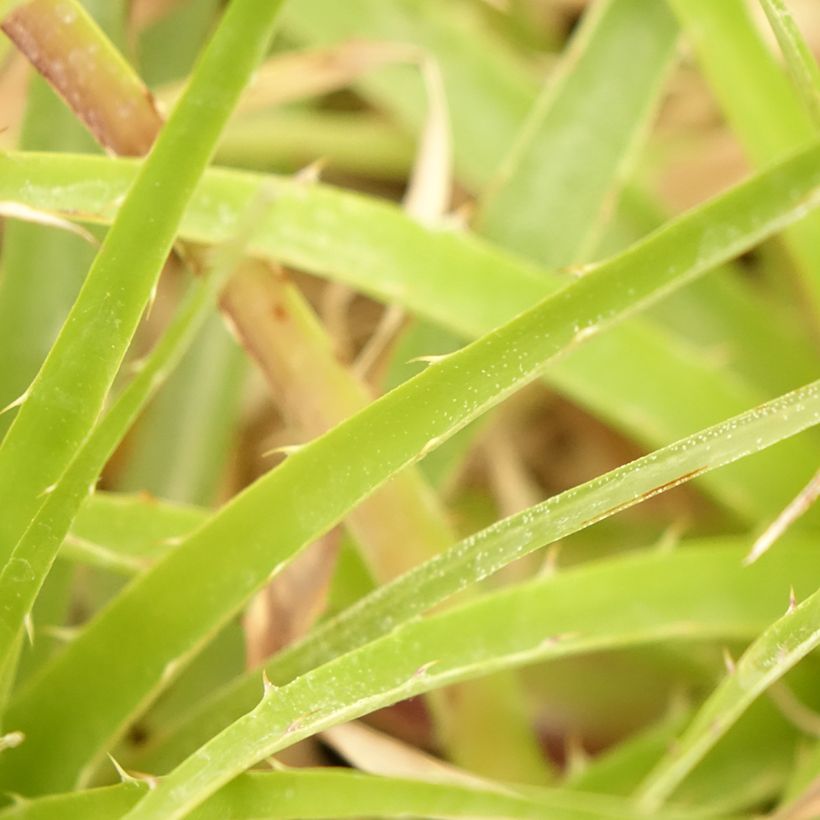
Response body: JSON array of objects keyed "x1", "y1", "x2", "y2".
[
  {"x1": 2, "y1": 144, "x2": 819, "y2": 517},
  {"x1": 0, "y1": 208, "x2": 268, "y2": 674},
  {"x1": 116, "y1": 315, "x2": 247, "y2": 506},
  {"x1": 668, "y1": 0, "x2": 820, "y2": 318},
  {"x1": 2, "y1": 137, "x2": 818, "y2": 794},
  {"x1": 0, "y1": 78, "x2": 95, "y2": 440},
  {"x1": 477, "y1": 0, "x2": 678, "y2": 266},
  {"x1": 601, "y1": 184, "x2": 818, "y2": 397},
  {"x1": 217, "y1": 109, "x2": 415, "y2": 178},
  {"x1": 123, "y1": 541, "x2": 820, "y2": 818},
  {"x1": 134, "y1": 379, "x2": 820, "y2": 774},
  {"x1": 758, "y1": 0, "x2": 820, "y2": 128},
  {"x1": 0, "y1": 769, "x2": 704, "y2": 820},
  {"x1": 280, "y1": 0, "x2": 540, "y2": 191},
  {"x1": 63, "y1": 492, "x2": 206, "y2": 574},
  {"x1": 0, "y1": 0, "x2": 288, "y2": 571},
  {"x1": 570, "y1": 698, "x2": 802, "y2": 814},
  {"x1": 636, "y1": 586, "x2": 820, "y2": 811}
]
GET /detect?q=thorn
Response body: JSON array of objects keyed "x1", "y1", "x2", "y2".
[
  {"x1": 0, "y1": 388, "x2": 30, "y2": 416},
  {"x1": 541, "y1": 632, "x2": 579, "y2": 648},
  {"x1": 39, "y1": 483, "x2": 58, "y2": 498},
  {"x1": 41, "y1": 625, "x2": 81, "y2": 642},
  {"x1": 413, "y1": 660, "x2": 439, "y2": 678},
  {"x1": 23, "y1": 613, "x2": 34, "y2": 647},
  {"x1": 565, "y1": 732, "x2": 589, "y2": 778},
  {"x1": 145, "y1": 280, "x2": 159, "y2": 319},
  {"x1": 0, "y1": 732, "x2": 24, "y2": 752},
  {"x1": 441, "y1": 200, "x2": 475, "y2": 230},
  {"x1": 265, "y1": 756, "x2": 290, "y2": 771},
  {"x1": 564, "y1": 263, "x2": 595, "y2": 279},
  {"x1": 539, "y1": 542, "x2": 562, "y2": 578},
  {"x1": 294, "y1": 158, "x2": 326, "y2": 184},
  {"x1": 744, "y1": 468, "x2": 820, "y2": 565},
  {"x1": 108, "y1": 754, "x2": 136, "y2": 784},
  {"x1": 262, "y1": 443, "x2": 305, "y2": 459},
  {"x1": 129, "y1": 356, "x2": 147, "y2": 374},
  {"x1": 420, "y1": 435, "x2": 444, "y2": 458},
  {"x1": 2, "y1": 792, "x2": 27, "y2": 807},
  {"x1": 108, "y1": 755, "x2": 159, "y2": 790},
  {"x1": 407, "y1": 353, "x2": 450, "y2": 366},
  {"x1": 787, "y1": 587, "x2": 798, "y2": 615},
  {"x1": 722, "y1": 647, "x2": 736, "y2": 675},
  {"x1": 655, "y1": 519, "x2": 688, "y2": 553},
  {"x1": 222, "y1": 314, "x2": 243, "y2": 345},
  {"x1": 573, "y1": 325, "x2": 599, "y2": 344},
  {"x1": 262, "y1": 669, "x2": 277, "y2": 696}
]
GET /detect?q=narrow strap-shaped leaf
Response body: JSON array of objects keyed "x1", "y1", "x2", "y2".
[
  {"x1": 3, "y1": 5, "x2": 548, "y2": 777},
  {"x1": 132, "y1": 379, "x2": 820, "y2": 774},
  {"x1": 0, "y1": 79, "x2": 95, "y2": 440},
  {"x1": 123, "y1": 542, "x2": 820, "y2": 818},
  {"x1": 280, "y1": 0, "x2": 540, "y2": 191},
  {"x1": 1, "y1": 147, "x2": 819, "y2": 794},
  {"x1": 2, "y1": 146, "x2": 819, "y2": 517},
  {"x1": 67, "y1": 492, "x2": 207, "y2": 570},
  {"x1": 477, "y1": 0, "x2": 678, "y2": 266},
  {"x1": 0, "y1": 0, "x2": 288, "y2": 571},
  {"x1": 668, "y1": 0, "x2": 820, "y2": 318},
  {"x1": 637, "y1": 587, "x2": 820, "y2": 811},
  {"x1": 758, "y1": 0, "x2": 820, "y2": 128},
  {"x1": 0, "y1": 198, "x2": 268, "y2": 671},
  {"x1": 0, "y1": 769, "x2": 701, "y2": 820}
]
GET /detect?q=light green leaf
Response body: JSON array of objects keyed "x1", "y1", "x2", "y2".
[
  {"x1": 0, "y1": 205, "x2": 268, "y2": 673},
  {"x1": 124, "y1": 541, "x2": 820, "y2": 818},
  {"x1": 134, "y1": 379, "x2": 820, "y2": 774},
  {"x1": 759, "y1": 0, "x2": 820, "y2": 128},
  {"x1": 477, "y1": 0, "x2": 678, "y2": 266},
  {"x1": 2, "y1": 141, "x2": 818, "y2": 794},
  {"x1": 637, "y1": 587, "x2": 820, "y2": 811},
  {"x1": 668, "y1": 0, "x2": 820, "y2": 317},
  {"x1": 2, "y1": 145, "x2": 819, "y2": 517},
  {"x1": 280, "y1": 0, "x2": 540, "y2": 191},
  {"x1": 116, "y1": 315, "x2": 247, "y2": 507},
  {"x1": 0, "y1": 0, "x2": 288, "y2": 572},
  {"x1": 63, "y1": 492, "x2": 206, "y2": 573},
  {"x1": 0, "y1": 769, "x2": 704, "y2": 820}
]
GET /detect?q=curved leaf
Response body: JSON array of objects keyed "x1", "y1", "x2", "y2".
[
  {"x1": 124, "y1": 542, "x2": 820, "y2": 818},
  {"x1": 135, "y1": 379, "x2": 820, "y2": 772},
  {"x1": 0, "y1": 0, "x2": 287, "y2": 573},
  {"x1": 2, "y1": 140, "x2": 818, "y2": 793},
  {"x1": 1, "y1": 145, "x2": 819, "y2": 517},
  {"x1": 637, "y1": 587, "x2": 820, "y2": 811}
]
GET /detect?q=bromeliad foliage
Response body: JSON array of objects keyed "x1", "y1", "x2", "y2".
[{"x1": 0, "y1": 0, "x2": 818, "y2": 818}]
